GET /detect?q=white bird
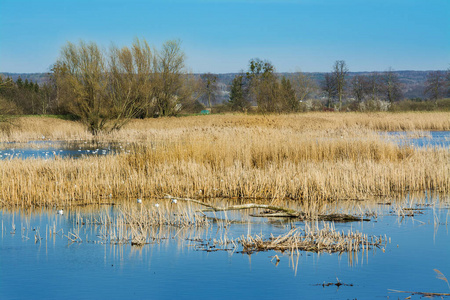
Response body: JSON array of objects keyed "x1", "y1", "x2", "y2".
[
  {"x1": 154, "y1": 203, "x2": 160, "y2": 208},
  {"x1": 57, "y1": 209, "x2": 64, "y2": 215},
  {"x1": 137, "y1": 198, "x2": 142, "y2": 204},
  {"x1": 171, "y1": 198, "x2": 177, "y2": 204}
]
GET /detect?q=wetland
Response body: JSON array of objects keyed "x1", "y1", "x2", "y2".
[{"x1": 0, "y1": 112, "x2": 449, "y2": 299}]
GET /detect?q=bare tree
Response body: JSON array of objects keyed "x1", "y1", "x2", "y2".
[
  {"x1": 366, "y1": 72, "x2": 383, "y2": 101},
  {"x1": 291, "y1": 71, "x2": 317, "y2": 103},
  {"x1": 151, "y1": 40, "x2": 186, "y2": 116},
  {"x1": 322, "y1": 73, "x2": 336, "y2": 108},
  {"x1": 200, "y1": 73, "x2": 218, "y2": 108},
  {"x1": 53, "y1": 41, "x2": 110, "y2": 134},
  {"x1": 332, "y1": 60, "x2": 348, "y2": 110},
  {"x1": 383, "y1": 68, "x2": 403, "y2": 103},
  {"x1": 52, "y1": 39, "x2": 190, "y2": 133},
  {"x1": 424, "y1": 71, "x2": 446, "y2": 101},
  {"x1": 350, "y1": 75, "x2": 368, "y2": 103},
  {"x1": 108, "y1": 38, "x2": 153, "y2": 127},
  {"x1": 177, "y1": 73, "x2": 204, "y2": 113}
]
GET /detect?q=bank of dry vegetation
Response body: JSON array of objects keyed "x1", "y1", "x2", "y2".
[{"x1": 0, "y1": 113, "x2": 448, "y2": 208}]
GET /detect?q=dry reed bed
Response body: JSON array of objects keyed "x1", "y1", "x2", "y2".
[
  {"x1": 0, "y1": 129, "x2": 448, "y2": 208},
  {"x1": 1, "y1": 112, "x2": 449, "y2": 143},
  {"x1": 238, "y1": 222, "x2": 387, "y2": 254},
  {"x1": 0, "y1": 113, "x2": 448, "y2": 208}
]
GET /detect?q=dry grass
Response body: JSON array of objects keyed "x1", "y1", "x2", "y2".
[
  {"x1": 0, "y1": 113, "x2": 448, "y2": 209},
  {"x1": 238, "y1": 222, "x2": 387, "y2": 254},
  {"x1": 1, "y1": 112, "x2": 449, "y2": 143}
]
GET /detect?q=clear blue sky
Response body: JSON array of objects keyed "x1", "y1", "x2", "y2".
[{"x1": 1, "y1": 0, "x2": 449, "y2": 74}]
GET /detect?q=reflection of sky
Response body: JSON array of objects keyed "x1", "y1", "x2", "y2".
[
  {"x1": 386, "y1": 131, "x2": 450, "y2": 148},
  {"x1": 1, "y1": 201, "x2": 449, "y2": 299},
  {"x1": 0, "y1": 141, "x2": 125, "y2": 159}
]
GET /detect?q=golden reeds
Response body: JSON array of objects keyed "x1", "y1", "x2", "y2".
[
  {"x1": 1, "y1": 112, "x2": 449, "y2": 143},
  {"x1": 0, "y1": 113, "x2": 448, "y2": 209}
]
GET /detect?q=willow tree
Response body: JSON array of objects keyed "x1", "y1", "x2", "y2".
[
  {"x1": 151, "y1": 40, "x2": 186, "y2": 116},
  {"x1": 108, "y1": 38, "x2": 153, "y2": 126},
  {"x1": 53, "y1": 41, "x2": 111, "y2": 134},
  {"x1": 53, "y1": 39, "x2": 155, "y2": 134}
]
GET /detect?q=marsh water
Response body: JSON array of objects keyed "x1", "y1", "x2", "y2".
[
  {"x1": 1, "y1": 196, "x2": 450, "y2": 300},
  {"x1": 0, "y1": 140, "x2": 126, "y2": 160},
  {"x1": 0, "y1": 131, "x2": 448, "y2": 160},
  {"x1": 386, "y1": 131, "x2": 450, "y2": 148}
]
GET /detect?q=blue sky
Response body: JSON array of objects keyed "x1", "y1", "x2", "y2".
[{"x1": 0, "y1": 0, "x2": 449, "y2": 73}]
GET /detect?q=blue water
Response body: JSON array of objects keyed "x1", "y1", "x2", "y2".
[
  {"x1": 1, "y1": 200, "x2": 449, "y2": 300},
  {"x1": 1, "y1": 131, "x2": 448, "y2": 160},
  {"x1": 0, "y1": 141, "x2": 126, "y2": 159},
  {"x1": 387, "y1": 131, "x2": 450, "y2": 148}
]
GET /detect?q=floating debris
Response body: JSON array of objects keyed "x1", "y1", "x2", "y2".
[{"x1": 238, "y1": 222, "x2": 387, "y2": 254}]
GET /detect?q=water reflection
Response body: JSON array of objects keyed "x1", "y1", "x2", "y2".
[
  {"x1": 0, "y1": 140, "x2": 131, "y2": 159},
  {"x1": 1, "y1": 195, "x2": 449, "y2": 299},
  {"x1": 385, "y1": 131, "x2": 450, "y2": 148}
]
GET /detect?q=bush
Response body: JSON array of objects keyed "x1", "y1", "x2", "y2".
[{"x1": 390, "y1": 99, "x2": 450, "y2": 112}]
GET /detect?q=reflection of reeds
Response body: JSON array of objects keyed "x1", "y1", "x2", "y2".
[
  {"x1": 435, "y1": 269, "x2": 450, "y2": 291},
  {"x1": 0, "y1": 114, "x2": 449, "y2": 208},
  {"x1": 93, "y1": 202, "x2": 211, "y2": 246}
]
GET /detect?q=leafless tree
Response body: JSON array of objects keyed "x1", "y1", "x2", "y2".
[
  {"x1": 332, "y1": 60, "x2": 348, "y2": 110},
  {"x1": 383, "y1": 68, "x2": 403, "y2": 103},
  {"x1": 291, "y1": 71, "x2": 317, "y2": 103},
  {"x1": 53, "y1": 41, "x2": 110, "y2": 134},
  {"x1": 200, "y1": 73, "x2": 218, "y2": 108},
  {"x1": 424, "y1": 71, "x2": 446, "y2": 101},
  {"x1": 366, "y1": 72, "x2": 383, "y2": 101},
  {"x1": 151, "y1": 40, "x2": 186, "y2": 117},
  {"x1": 350, "y1": 75, "x2": 368, "y2": 103},
  {"x1": 322, "y1": 73, "x2": 336, "y2": 108},
  {"x1": 108, "y1": 38, "x2": 153, "y2": 128}
]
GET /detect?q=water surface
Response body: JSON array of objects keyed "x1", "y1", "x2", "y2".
[{"x1": 1, "y1": 197, "x2": 449, "y2": 300}]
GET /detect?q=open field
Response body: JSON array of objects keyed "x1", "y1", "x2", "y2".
[{"x1": 0, "y1": 112, "x2": 448, "y2": 208}]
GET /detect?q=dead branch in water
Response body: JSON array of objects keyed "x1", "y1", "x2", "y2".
[
  {"x1": 165, "y1": 195, "x2": 370, "y2": 222},
  {"x1": 388, "y1": 289, "x2": 450, "y2": 297},
  {"x1": 165, "y1": 194, "x2": 301, "y2": 216}
]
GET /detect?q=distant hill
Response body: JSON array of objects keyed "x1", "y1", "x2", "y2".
[
  {"x1": 1, "y1": 70, "x2": 443, "y2": 101},
  {"x1": 0, "y1": 72, "x2": 50, "y2": 86}
]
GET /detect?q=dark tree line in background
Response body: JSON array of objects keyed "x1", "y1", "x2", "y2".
[
  {"x1": 227, "y1": 59, "x2": 450, "y2": 113},
  {"x1": 0, "y1": 75, "x2": 57, "y2": 116},
  {"x1": 1, "y1": 40, "x2": 450, "y2": 133}
]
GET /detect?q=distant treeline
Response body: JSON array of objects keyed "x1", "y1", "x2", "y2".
[{"x1": 1, "y1": 38, "x2": 449, "y2": 133}]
